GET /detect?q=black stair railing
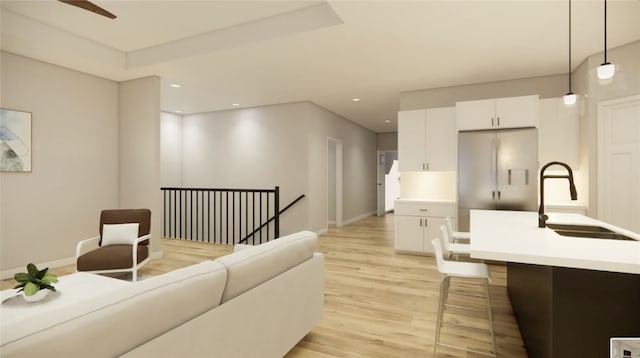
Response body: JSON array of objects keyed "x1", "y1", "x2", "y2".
[
  {"x1": 162, "y1": 186, "x2": 290, "y2": 245},
  {"x1": 238, "y1": 194, "x2": 306, "y2": 244}
]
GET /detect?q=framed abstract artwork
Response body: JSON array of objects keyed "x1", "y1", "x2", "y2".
[{"x1": 0, "y1": 108, "x2": 32, "y2": 172}]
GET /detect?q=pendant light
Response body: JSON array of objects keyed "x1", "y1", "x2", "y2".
[
  {"x1": 597, "y1": 0, "x2": 615, "y2": 80},
  {"x1": 563, "y1": 0, "x2": 576, "y2": 105}
]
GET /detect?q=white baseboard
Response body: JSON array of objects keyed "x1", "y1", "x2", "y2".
[
  {"x1": 151, "y1": 250, "x2": 163, "y2": 260},
  {"x1": 343, "y1": 211, "x2": 376, "y2": 226},
  {"x1": 315, "y1": 228, "x2": 329, "y2": 236},
  {"x1": 1, "y1": 256, "x2": 76, "y2": 280}
]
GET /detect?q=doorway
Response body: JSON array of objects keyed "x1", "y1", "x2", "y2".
[
  {"x1": 597, "y1": 95, "x2": 640, "y2": 233},
  {"x1": 327, "y1": 138, "x2": 343, "y2": 227},
  {"x1": 377, "y1": 150, "x2": 399, "y2": 216}
]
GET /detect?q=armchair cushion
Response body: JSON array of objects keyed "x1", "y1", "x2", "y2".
[
  {"x1": 77, "y1": 245, "x2": 149, "y2": 271},
  {"x1": 102, "y1": 223, "x2": 139, "y2": 246},
  {"x1": 99, "y1": 209, "x2": 151, "y2": 246}
]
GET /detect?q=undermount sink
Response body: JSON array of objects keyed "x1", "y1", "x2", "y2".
[
  {"x1": 546, "y1": 223, "x2": 613, "y2": 233},
  {"x1": 547, "y1": 223, "x2": 637, "y2": 241}
]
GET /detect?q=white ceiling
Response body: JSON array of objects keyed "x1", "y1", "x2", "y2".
[{"x1": 1, "y1": 0, "x2": 639, "y2": 133}]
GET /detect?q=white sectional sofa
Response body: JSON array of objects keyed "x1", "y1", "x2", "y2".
[{"x1": 0, "y1": 231, "x2": 324, "y2": 358}]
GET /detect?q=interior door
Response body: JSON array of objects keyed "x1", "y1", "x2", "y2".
[
  {"x1": 598, "y1": 95, "x2": 640, "y2": 233},
  {"x1": 458, "y1": 130, "x2": 497, "y2": 231},
  {"x1": 496, "y1": 128, "x2": 538, "y2": 211}
]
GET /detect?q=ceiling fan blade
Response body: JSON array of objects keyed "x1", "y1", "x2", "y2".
[{"x1": 58, "y1": 0, "x2": 117, "y2": 19}]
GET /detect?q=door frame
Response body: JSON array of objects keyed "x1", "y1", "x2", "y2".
[
  {"x1": 327, "y1": 137, "x2": 343, "y2": 227},
  {"x1": 596, "y1": 94, "x2": 640, "y2": 223},
  {"x1": 377, "y1": 150, "x2": 386, "y2": 216}
]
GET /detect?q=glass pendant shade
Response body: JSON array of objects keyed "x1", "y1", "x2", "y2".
[
  {"x1": 597, "y1": 63, "x2": 615, "y2": 80},
  {"x1": 563, "y1": 93, "x2": 577, "y2": 105}
]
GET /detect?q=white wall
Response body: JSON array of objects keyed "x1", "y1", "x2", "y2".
[
  {"x1": 167, "y1": 101, "x2": 377, "y2": 234},
  {"x1": 400, "y1": 74, "x2": 567, "y2": 110},
  {"x1": 377, "y1": 132, "x2": 397, "y2": 151},
  {"x1": 119, "y1": 77, "x2": 162, "y2": 255},
  {"x1": 0, "y1": 51, "x2": 119, "y2": 272},
  {"x1": 180, "y1": 103, "x2": 310, "y2": 235},
  {"x1": 576, "y1": 40, "x2": 640, "y2": 217},
  {"x1": 160, "y1": 111, "x2": 182, "y2": 187},
  {"x1": 306, "y1": 103, "x2": 377, "y2": 229}
]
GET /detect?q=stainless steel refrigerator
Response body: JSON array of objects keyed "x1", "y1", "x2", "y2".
[{"x1": 458, "y1": 128, "x2": 538, "y2": 231}]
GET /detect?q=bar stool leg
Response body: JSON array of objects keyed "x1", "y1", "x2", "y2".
[
  {"x1": 434, "y1": 275, "x2": 450, "y2": 356},
  {"x1": 483, "y1": 278, "x2": 497, "y2": 355}
]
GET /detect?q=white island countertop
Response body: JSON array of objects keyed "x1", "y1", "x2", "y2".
[{"x1": 470, "y1": 210, "x2": 640, "y2": 274}]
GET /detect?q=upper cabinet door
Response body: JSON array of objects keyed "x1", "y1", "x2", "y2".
[
  {"x1": 495, "y1": 95, "x2": 539, "y2": 129},
  {"x1": 398, "y1": 110, "x2": 427, "y2": 172},
  {"x1": 456, "y1": 95, "x2": 539, "y2": 131},
  {"x1": 456, "y1": 99, "x2": 495, "y2": 131},
  {"x1": 425, "y1": 107, "x2": 457, "y2": 171}
]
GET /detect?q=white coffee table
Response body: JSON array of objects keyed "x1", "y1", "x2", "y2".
[{"x1": 0, "y1": 272, "x2": 130, "y2": 327}]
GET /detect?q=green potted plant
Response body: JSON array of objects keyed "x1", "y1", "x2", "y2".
[{"x1": 14, "y1": 263, "x2": 58, "y2": 302}]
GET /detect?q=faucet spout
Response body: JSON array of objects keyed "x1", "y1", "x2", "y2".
[{"x1": 538, "y1": 161, "x2": 578, "y2": 228}]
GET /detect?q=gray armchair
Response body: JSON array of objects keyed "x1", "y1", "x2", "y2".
[{"x1": 76, "y1": 209, "x2": 151, "y2": 281}]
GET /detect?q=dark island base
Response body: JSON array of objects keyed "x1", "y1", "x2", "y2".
[{"x1": 507, "y1": 262, "x2": 640, "y2": 358}]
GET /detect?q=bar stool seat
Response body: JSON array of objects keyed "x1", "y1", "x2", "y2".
[{"x1": 431, "y1": 238, "x2": 497, "y2": 357}]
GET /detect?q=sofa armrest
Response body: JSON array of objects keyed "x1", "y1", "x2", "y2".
[{"x1": 76, "y1": 236, "x2": 100, "y2": 259}]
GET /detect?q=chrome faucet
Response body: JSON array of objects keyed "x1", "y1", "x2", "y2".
[{"x1": 538, "y1": 161, "x2": 578, "y2": 228}]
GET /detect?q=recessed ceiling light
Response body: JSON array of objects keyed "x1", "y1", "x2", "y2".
[
  {"x1": 385, "y1": 120, "x2": 391, "y2": 123},
  {"x1": 175, "y1": 110, "x2": 182, "y2": 113},
  {"x1": 352, "y1": 98, "x2": 360, "y2": 102},
  {"x1": 232, "y1": 103, "x2": 240, "y2": 106},
  {"x1": 170, "y1": 83, "x2": 181, "y2": 88}
]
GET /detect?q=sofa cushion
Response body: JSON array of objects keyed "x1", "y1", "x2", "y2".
[
  {"x1": 1, "y1": 260, "x2": 228, "y2": 357},
  {"x1": 77, "y1": 244, "x2": 148, "y2": 271},
  {"x1": 215, "y1": 230, "x2": 317, "y2": 303}
]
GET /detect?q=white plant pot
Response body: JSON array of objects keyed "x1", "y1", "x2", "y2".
[{"x1": 23, "y1": 289, "x2": 49, "y2": 303}]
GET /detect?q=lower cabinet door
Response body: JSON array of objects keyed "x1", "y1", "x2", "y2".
[
  {"x1": 395, "y1": 215, "x2": 424, "y2": 252},
  {"x1": 423, "y1": 217, "x2": 447, "y2": 255}
]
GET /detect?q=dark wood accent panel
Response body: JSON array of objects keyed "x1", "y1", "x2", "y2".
[{"x1": 508, "y1": 262, "x2": 640, "y2": 358}]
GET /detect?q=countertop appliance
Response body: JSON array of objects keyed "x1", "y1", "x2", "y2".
[{"x1": 458, "y1": 128, "x2": 538, "y2": 231}]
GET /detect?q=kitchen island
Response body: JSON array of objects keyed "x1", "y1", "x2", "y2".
[{"x1": 470, "y1": 210, "x2": 640, "y2": 358}]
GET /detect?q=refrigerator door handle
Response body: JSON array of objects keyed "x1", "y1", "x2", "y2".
[{"x1": 492, "y1": 138, "x2": 498, "y2": 193}]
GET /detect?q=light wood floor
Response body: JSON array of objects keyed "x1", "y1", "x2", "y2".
[{"x1": 1, "y1": 214, "x2": 527, "y2": 357}]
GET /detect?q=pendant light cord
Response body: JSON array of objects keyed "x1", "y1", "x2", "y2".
[
  {"x1": 569, "y1": 0, "x2": 572, "y2": 91},
  {"x1": 603, "y1": 0, "x2": 608, "y2": 63}
]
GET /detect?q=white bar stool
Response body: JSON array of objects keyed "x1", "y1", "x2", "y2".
[
  {"x1": 440, "y1": 225, "x2": 470, "y2": 258},
  {"x1": 445, "y1": 216, "x2": 470, "y2": 243},
  {"x1": 431, "y1": 238, "x2": 497, "y2": 357}
]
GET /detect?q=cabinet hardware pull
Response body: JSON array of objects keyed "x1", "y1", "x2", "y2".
[
  {"x1": 498, "y1": 191, "x2": 501, "y2": 200},
  {"x1": 419, "y1": 209, "x2": 428, "y2": 212},
  {"x1": 491, "y1": 117, "x2": 494, "y2": 126},
  {"x1": 492, "y1": 191, "x2": 495, "y2": 200},
  {"x1": 508, "y1": 169, "x2": 512, "y2": 185},
  {"x1": 419, "y1": 219, "x2": 423, "y2": 227},
  {"x1": 497, "y1": 117, "x2": 500, "y2": 126},
  {"x1": 426, "y1": 163, "x2": 429, "y2": 170}
]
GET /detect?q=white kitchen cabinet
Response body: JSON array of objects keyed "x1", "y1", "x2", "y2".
[
  {"x1": 456, "y1": 95, "x2": 539, "y2": 131},
  {"x1": 538, "y1": 98, "x2": 579, "y2": 168},
  {"x1": 394, "y1": 200, "x2": 456, "y2": 255},
  {"x1": 398, "y1": 107, "x2": 456, "y2": 172}
]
